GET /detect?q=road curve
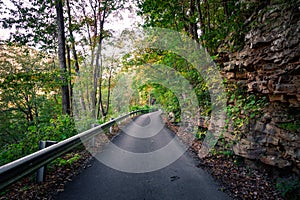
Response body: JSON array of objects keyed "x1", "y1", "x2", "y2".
[{"x1": 55, "y1": 111, "x2": 231, "y2": 200}]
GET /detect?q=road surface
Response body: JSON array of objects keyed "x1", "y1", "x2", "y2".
[{"x1": 55, "y1": 111, "x2": 231, "y2": 200}]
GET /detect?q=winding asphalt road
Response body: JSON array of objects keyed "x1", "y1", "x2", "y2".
[{"x1": 55, "y1": 111, "x2": 231, "y2": 200}]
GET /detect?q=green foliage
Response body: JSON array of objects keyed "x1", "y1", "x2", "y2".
[
  {"x1": 137, "y1": 0, "x2": 260, "y2": 53},
  {"x1": 200, "y1": 1, "x2": 255, "y2": 53},
  {"x1": 123, "y1": 49, "x2": 211, "y2": 122},
  {"x1": 195, "y1": 129, "x2": 206, "y2": 140},
  {"x1": 150, "y1": 84, "x2": 181, "y2": 120},
  {"x1": 137, "y1": 0, "x2": 186, "y2": 31},
  {"x1": 218, "y1": 149, "x2": 234, "y2": 157},
  {"x1": 53, "y1": 153, "x2": 81, "y2": 167},
  {"x1": 276, "y1": 177, "x2": 300, "y2": 199},
  {"x1": 0, "y1": 115, "x2": 77, "y2": 166},
  {"x1": 0, "y1": 0, "x2": 57, "y2": 51},
  {"x1": 42, "y1": 115, "x2": 77, "y2": 141},
  {"x1": 226, "y1": 90, "x2": 267, "y2": 138},
  {"x1": 0, "y1": 48, "x2": 47, "y2": 146},
  {"x1": 129, "y1": 104, "x2": 150, "y2": 112},
  {"x1": 278, "y1": 122, "x2": 300, "y2": 133}
]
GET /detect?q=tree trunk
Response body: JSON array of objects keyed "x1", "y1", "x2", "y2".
[
  {"x1": 66, "y1": 0, "x2": 80, "y2": 74},
  {"x1": 223, "y1": 0, "x2": 229, "y2": 20},
  {"x1": 105, "y1": 66, "x2": 113, "y2": 115},
  {"x1": 55, "y1": 0, "x2": 71, "y2": 115},
  {"x1": 196, "y1": 0, "x2": 204, "y2": 35},
  {"x1": 204, "y1": 0, "x2": 211, "y2": 32},
  {"x1": 189, "y1": 0, "x2": 199, "y2": 43},
  {"x1": 95, "y1": 2, "x2": 107, "y2": 120},
  {"x1": 66, "y1": 44, "x2": 73, "y2": 116}
]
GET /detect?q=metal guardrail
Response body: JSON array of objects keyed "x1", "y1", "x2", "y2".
[{"x1": 0, "y1": 110, "x2": 147, "y2": 190}]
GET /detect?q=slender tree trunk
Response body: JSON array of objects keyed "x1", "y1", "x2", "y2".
[
  {"x1": 95, "y1": 1, "x2": 107, "y2": 120},
  {"x1": 204, "y1": 0, "x2": 211, "y2": 32},
  {"x1": 96, "y1": 65, "x2": 112, "y2": 120},
  {"x1": 223, "y1": 0, "x2": 229, "y2": 20},
  {"x1": 181, "y1": 1, "x2": 189, "y2": 35},
  {"x1": 105, "y1": 66, "x2": 113, "y2": 115},
  {"x1": 196, "y1": 0, "x2": 204, "y2": 35},
  {"x1": 189, "y1": 0, "x2": 199, "y2": 43},
  {"x1": 80, "y1": 90, "x2": 87, "y2": 112},
  {"x1": 86, "y1": 84, "x2": 91, "y2": 111},
  {"x1": 66, "y1": 0, "x2": 80, "y2": 74},
  {"x1": 90, "y1": 0, "x2": 106, "y2": 119},
  {"x1": 97, "y1": 73, "x2": 104, "y2": 119},
  {"x1": 66, "y1": 44, "x2": 73, "y2": 116},
  {"x1": 23, "y1": 93, "x2": 34, "y2": 123},
  {"x1": 80, "y1": 3, "x2": 93, "y2": 49},
  {"x1": 55, "y1": 0, "x2": 71, "y2": 115}
]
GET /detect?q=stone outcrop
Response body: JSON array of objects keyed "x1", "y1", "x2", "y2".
[{"x1": 220, "y1": 1, "x2": 300, "y2": 173}]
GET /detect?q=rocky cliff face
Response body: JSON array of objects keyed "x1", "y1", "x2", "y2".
[{"x1": 221, "y1": 1, "x2": 300, "y2": 173}]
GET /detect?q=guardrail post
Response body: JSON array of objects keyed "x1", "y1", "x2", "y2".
[
  {"x1": 109, "y1": 118, "x2": 114, "y2": 133},
  {"x1": 90, "y1": 124, "x2": 98, "y2": 148},
  {"x1": 37, "y1": 140, "x2": 57, "y2": 183}
]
